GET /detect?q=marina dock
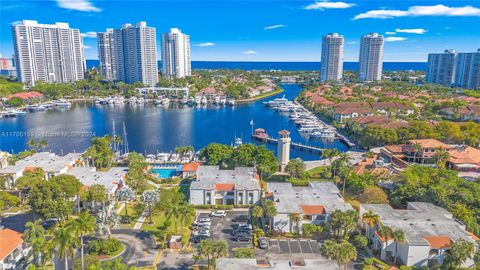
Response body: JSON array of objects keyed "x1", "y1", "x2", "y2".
[{"x1": 251, "y1": 134, "x2": 324, "y2": 154}]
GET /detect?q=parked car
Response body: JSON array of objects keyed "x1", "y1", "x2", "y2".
[
  {"x1": 41, "y1": 218, "x2": 59, "y2": 229},
  {"x1": 195, "y1": 229, "x2": 210, "y2": 237},
  {"x1": 234, "y1": 233, "x2": 253, "y2": 242},
  {"x1": 192, "y1": 223, "x2": 210, "y2": 229},
  {"x1": 210, "y1": 210, "x2": 227, "y2": 217},
  {"x1": 191, "y1": 234, "x2": 209, "y2": 243},
  {"x1": 197, "y1": 217, "x2": 211, "y2": 223},
  {"x1": 258, "y1": 237, "x2": 268, "y2": 249},
  {"x1": 232, "y1": 228, "x2": 252, "y2": 236},
  {"x1": 232, "y1": 215, "x2": 249, "y2": 223}
]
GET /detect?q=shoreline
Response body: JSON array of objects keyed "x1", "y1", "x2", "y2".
[{"x1": 236, "y1": 88, "x2": 284, "y2": 104}]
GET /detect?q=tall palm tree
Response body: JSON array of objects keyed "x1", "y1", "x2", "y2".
[
  {"x1": 53, "y1": 225, "x2": 79, "y2": 270},
  {"x1": 141, "y1": 190, "x2": 160, "y2": 225},
  {"x1": 23, "y1": 220, "x2": 46, "y2": 266},
  {"x1": 251, "y1": 205, "x2": 264, "y2": 228},
  {"x1": 178, "y1": 205, "x2": 195, "y2": 234},
  {"x1": 392, "y1": 229, "x2": 406, "y2": 265},
  {"x1": 288, "y1": 213, "x2": 301, "y2": 235},
  {"x1": 263, "y1": 201, "x2": 277, "y2": 233},
  {"x1": 362, "y1": 210, "x2": 380, "y2": 232},
  {"x1": 433, "y1": 148, "x2": 450, "y2": 169},
  {"x1": 166, "y1": 202, "x2": 181, "y2": 233},
  {"x1": 71, "y1": 211, "x2": 96, "y2": 270}
]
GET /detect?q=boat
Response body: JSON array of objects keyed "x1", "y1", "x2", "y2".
[
  {"x1": 113, "y1": 97, "x2": 124, "y2": 104},
  {"x1": 263, "y1": 95, "x2": 288, "y2": 107},
  {"x1": 161, "y1": 97, "x2": 170, "y2": 105},
  {"x1": 26, "y1": 105, "x2": 47, "y2": 112},
  {"x1": 233, "y1": 137, "x2": 243, "y2": 148},
  {"x1": 1, "y1": 109, "x2": 26, "y2": 118},
  {"x1": 227, "y1": 98, "x2": 235, "y2": 106},
  {"x1": 214, "y1": 96, "x2": 220, "y2": 104},
  {"x1": 201, "y1": 96, "x2": 208, "y2": 105},
  {"x1": 180, "y1": 96, "x2": 188, "y2": 104},
  {"x1": 194, "y1": 96, "x2": 201, "y2": 105},
  {"x1": 136, "y1": 97, "x2": 145, "y2": 104},
  {"x1": 128, "y1": 96, "x2": 138, "y2": 104},
  {"x1": 188, "y1": 96, "x2": 196, "y2": 105},
  {"x1": 219, "y1": 96, "x2": 227, "y2": 105},
  {"x1": 52, "y1": 99, "x2": 72, "y2": 108},
  {"x1": 154, "y1": 98, "x2": 163, "y2": 105},
  {"x1": 318, "y1": 128, "x2": 336, "y2": 138}
]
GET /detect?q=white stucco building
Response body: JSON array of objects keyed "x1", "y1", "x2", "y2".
[
  {"x1": 359, "y1": 202, "x2": 478, "y2": 268},
  {"x1": 266, "y1": 182, "x2": 353, "y2": 233},
  {"x1": 161, "y1": 28, "x2": 191, "y2": 79},
  {"x1": 189, "y1": 166, "x2": 261, "y2": 205},
  {"x1": 12, "y1": 20, "x2": 85, "y2": 87},
  {"x1": 358, "y1": 33, "x2": 384, "y2": 82},
  {"x1": 320, "y1": 33, "x2": 344, "y2": 82}
]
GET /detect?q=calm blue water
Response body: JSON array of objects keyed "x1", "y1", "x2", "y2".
[
  {"x1": 86, "y1": 60, "x2": 426, "y2": 71},
  {"x1": 0, "y1": 84, "x2": 348, "y2": 160},
  {"x1": 151, "y1": 168, "x2": 178, "y2": 178}
]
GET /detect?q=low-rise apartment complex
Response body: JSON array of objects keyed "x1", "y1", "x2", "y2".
[
  {"x1": 359, "y1": 202, "x2": 478, "y2": 268},
  {"x1": 0, "y1": 228, "x2": 30, "y2": 270},
  {"x1": 266, "y1": 182, "x2": 353, "y2": 233},
  {"x1": 189, "y1": 166, "x2": 261, "y2": 205}
]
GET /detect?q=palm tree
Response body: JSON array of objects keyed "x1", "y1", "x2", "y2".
[
  {"x1": 412, "y1": 142, "x2": 422, "y2": 164},
  {"x1": 38, "y1": 139, "x2": 48, "y2": 152},
  {"x1": 71, "y1": 211, "x2": 96, "y2": 270},
  {"x1": 178, "y1": 205, "x2": 195, "y2": 234},
  {"x1": 23, "y1": 220, "x2": 46, "y2": 266},
  {"x1": 116, "y1": 186, "x2": 135, "y2": 220},
  {"x1": 337, "y1": 241, "x2": 357, "y2": 270},
  {"x1": 53, "y1": 225, "x2": 79, "y2": 270},
  {"x1": 362, "y1": 210, "x2": 380, "y2": 232},
  {"x1": 198, "y1": 239, "x2": 214, "y2": 269},
  {"x1": 251, "y1": 205, "x2": 264, "y2": 228},
  {"x1": 141, "y1": 190, "x2": 160, "y2": 225},
  {"x1": 288, "y1": 213, "x2": 301, "y2": 235},
  {"x1": 392, "y1": 229, "x2": 406, "y2": 265},
  {"x1": 322, "y1": 148, "x2": 340, "y2": 175},
  {"x1": 263, "y1": 201, "x2": 277, "y2": 233},
  {"x1": 433, "y1": 148, "x2": 450, "y2": 169}
]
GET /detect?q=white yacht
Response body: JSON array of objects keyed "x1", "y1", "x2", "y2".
[
  {"x1": 188, "y1": 96, "x2": 196, "y2": 105},
  {"x1": 136, "y1": 97, "x2": 145, "y2": 104},
  {"x1": 227, "y1": 98, "x2": 235, "y2": 106},
  {"x1": 26, "y1": 105, "x2": 47, "y2": 112},
  {"x1": 52, "y1": 99, "x2": 72, "y2": 108},
  {"x1": 214, "y1": 96, "x2": 220, "y2": 104},
  {"x1": 200, "y1": 96, "x2": 208, "y2": 105},
  {"x1": 194, "y1": 96, "x2": 202, "y2": 105},
  {"x1": 181, "y1": 96, "x2": 188, "y2": 104},
  {"x1": 219, "y1": 96, "x2": 227, "y2": 105},
  {"x1": 154, "y1": 98, "x2": 163, "y2": 105},
  {"x1": 129, "y1": 96, "x2": 138, "y2": 104},
  {"x1": 263, "y1": 95, "x2": 288, "y2": 107},
  {"x1": 161, "y1": 97, "x2": 170, "y2": 105}
]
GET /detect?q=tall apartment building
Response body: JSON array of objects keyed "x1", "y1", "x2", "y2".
[
  {"x1": 455, "y1": 49, "x2": 480, "y2": 89},
  {"x1": 11, "y1": 20, "x2": 85, "y2": 87},
  {"x1": 161, "y1": 28, "x2": 191, "y2": 79},
  {"x1": 426, "y1": 49, "x2": 457, "y2": 87},
  {"x1": 97, "y1": 29, "x2": 117, "y2": 80},
  {"x1": 320, "y1": 33, "x2": 344, "y2": 82},
  {"x1": 98, "y1": 22, "x2": 158, "y2": 86},
  {"x1": 358, "y1": 33, "x2": 384, "y2": 82}
]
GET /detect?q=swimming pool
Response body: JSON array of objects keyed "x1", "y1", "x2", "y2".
[{"x1": 151, "y1": 168, "x2": 178, "y2": 178}]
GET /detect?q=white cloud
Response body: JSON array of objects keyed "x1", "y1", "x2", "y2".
[
  {"x1": 385, "y1": 31, "x2": 396, "y2": 35},
  {"x1": 347, "y1": 41, "x2": 356, "y2": 44},
  {"x1": 83, "y1": 45, "x2": 91, "y2": 49},
  {"x1": 195, "y1": 42, "x2": 215, "y2": 47},
  {"x1": 264, "y1": 24, "x2": 286, "y2": 30},
  {"x1": 354, "y1": 4, "x2": 480, "y2": 20},
  {"x1": 304, "y1": 1, "x2": 356, "y2": 10},
  {"x1": 56, "y1": 0, "x2": 101, "y2": 12},
  {"x1": 395, "y1": 28, "x2": 427, "y2": 34},
  {"x1": 81, "y1": 31, "x2": 96, "y2": 38},
  {"x1": 385, "y1": 37, "x2": 407, "y2": 42},
  {"x1": 242, "y1": 50, "x2": 258, "y2": 55},
  {"x1": 444, "y1": 26, "x2": 452, "y2": 30}
]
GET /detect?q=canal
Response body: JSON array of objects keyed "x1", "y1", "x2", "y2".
[{"x1": 0, "y1": 84, "x2": 348, "y2": 160}]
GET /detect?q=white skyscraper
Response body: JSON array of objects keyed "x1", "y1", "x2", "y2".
[
  {"x1": 12, "y1": 20, "x2": 85, "y2": 86},
  {"x1": 358, "y1": 33, "x2": 384, "y2": 82},
  {"x1": 455, "y1": 49, "x2": 480, "y2": 89},
  {"x1": 161, "y1": 28, "x2": 191, "y2": 79},
  {"x1": 320, "y1": 33, "x2": 344, "y2": 82},
  {"x1": 112, "y1": 22, "x2": 158, "y2": 86},
  {"x1": 97, "y1": 29, "x2": 117, "y2": 80},
  {"x1": 426, "y1": 49, "x2": 457, "y2": 87}
]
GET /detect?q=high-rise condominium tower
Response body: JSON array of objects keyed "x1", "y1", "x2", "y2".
[
  {"x1": 102, "y1": 22, "x2": 158, "y2": 86},
  {"x1": 320, "y1": 33, "x2": 344, "y2": 82},
  {"x1": 161, "y1": 28, "x2": 191, "y2": 79},
  {"x1": 358, "y1": 33, "x2": 384, "y2": 82},
  {"x1": 426, "y1": 49, "x2": 457, "y2": 87},
  {"x1": 97, "y1": 29, "x2": 117, "y2": 80},
  {"x1": 455, "y1": 49, "x2": 480, "y2": 89},
  {"x1": 12, "y1": 20, "x2": 85, "y2": 87}
]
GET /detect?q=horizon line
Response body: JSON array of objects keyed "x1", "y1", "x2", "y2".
[{"x1": 85, "y1": 59, "x2": 428, "y2": 63}]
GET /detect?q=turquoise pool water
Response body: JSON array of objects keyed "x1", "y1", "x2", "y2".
[{"x1": 151, "y1": 168, "x2": 178, "y2": 178}]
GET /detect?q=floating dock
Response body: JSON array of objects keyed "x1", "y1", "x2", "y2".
[{"x1": 251, "y1": 134, "x2": 324, "y2": 154}]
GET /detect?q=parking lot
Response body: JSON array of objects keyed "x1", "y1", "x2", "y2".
[
  {"x1": 255, "y1": 238, "x2": 326, "y2": 260},
  {"x1": 195, "y1": 210, "x2": 252, "y2": 253}
]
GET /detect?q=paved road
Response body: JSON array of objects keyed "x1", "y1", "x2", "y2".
[
  {"x1": 156, "y1": 251, "x2": 194, "y2": 270},
  {"x1": 0, "y1": 212, "x2": 35, "y2": 233}
]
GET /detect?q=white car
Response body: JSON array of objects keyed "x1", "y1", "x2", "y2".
[
  {"x1": 210, "y1": 210, "x2": 227, "y2": 217},
  {"x1": 197, "y1": 217, "x2": 211, "y2": 223}
]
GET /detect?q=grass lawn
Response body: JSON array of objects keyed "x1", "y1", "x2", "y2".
[
  {"x1": 118, "y1": 202, "x2": 145, "y2": 229},
  {"x1": 265, "y1": 174, "x2": 290, "y2": 182},
  {"x1": 306, "y1": 166, "x2": 330, "y2": 181},
  {"x1": 94, "y1": 242, "x2": 126, "y2": 260},
  {"x1": 141, "y1": 210, "x2": 192, "y2": 244}
]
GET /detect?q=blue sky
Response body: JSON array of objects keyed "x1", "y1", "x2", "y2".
[{"x1": 1, "y1": 0, "x2": 479, "y2": 61}]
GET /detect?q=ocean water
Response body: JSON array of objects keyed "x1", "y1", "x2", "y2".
[{"x1": 86, "y1": 60, "x2": 426, "y2": 71}]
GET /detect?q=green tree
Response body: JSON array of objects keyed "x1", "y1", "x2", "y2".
[
  {"x1": 288, "y1": 213, "x2": 301, "y2": 235},
  {"x1": 322, "y1": 240, "x2": 357, "y2": 270},
  {"x1": 116, "y1": 186, "x2": 135, "y2": 220},
  {"x1": 126, "y1": 152, "x2": 149, "y2": 193},
  {"x1": 84, "y1": 136, "x2": 115, "y2": 169},
  {"x1": 141, "y1": 190, "x2": 160, "y2": 225},
  {"x1": 392, "y1": 229, "x2": 406, "y2": 265},
  {"x1": 263, "y1": 200, "x2": 277, "y2": 233},
  {"x1": 71, "y1": 211, "x2": 96, "y2": 270},
  {"x1": 196, "y1": 239, "x2": 228, "y2": 270},
  {"x1": 50, "y1": 174, "x2": 82, "y2": 198},
  {"x1": 23, "y1": 220, "x2": 46, "y2": 267},
  {"x1": 361, "y1": 210, "x2": 380, "y2": 229},
  {"x1": 178, "y1": 205, "x2": 196, "y2": 234},
  {"x1": 444, "y1": 240, "x2": 475, "y2": 269},
  {"x1": 85, "y1": 184, "x2": 108, "y2": 213},
  {"x1": 199, "y1": 143, "x2": 234, "y2": 167},
  {"x1": 328, "y1": 210, "x2": 357, "y2": 239},
  {"x1": 432, "y1": 148, "x2": 450, "y2": 169},
  {"x1": 359, "y1": 186, "x2": 389, "y2": 204},
  {"x1": 53, "y1": 225, "x2": 79, "y2": 270},
  {"x1": 252, "y1": 205, "x2": 264, "y2": 228},
  {"x1": 285, "y1": 158, "x2": 306, "y2": 179},
  {"x1": 28, "y1": 181, "x2": 73, "y2": 220},
  {"x1": 0, "y1": 191, "x2": 20, "y2": 211}
]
